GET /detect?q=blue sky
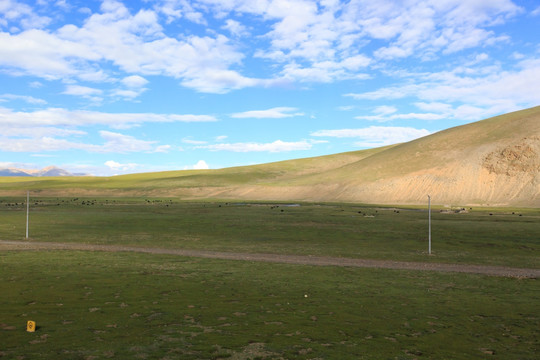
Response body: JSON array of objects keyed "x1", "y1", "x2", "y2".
[{"x1": 1, "y1": 0, "x2": 539, "y2": 176}]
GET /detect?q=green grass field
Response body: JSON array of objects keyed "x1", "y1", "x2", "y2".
[
  {"x1": 1, "y1": 197, "x2": 539, "y2": 267},
  {"x1": 2, "y1": 251, "x2": 539, "y2": 359},
  {"x1": 1, "y1": 198, "x2": 539, "y2": 359}
]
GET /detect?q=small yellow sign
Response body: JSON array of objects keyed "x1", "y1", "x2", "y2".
[{"x1": 26, "y1": 321, "x2": 36, "y2": 332}]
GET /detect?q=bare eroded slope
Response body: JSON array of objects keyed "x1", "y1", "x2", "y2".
[{"x1": 204, "y1": 106, "x2": 540, "y2": 206}]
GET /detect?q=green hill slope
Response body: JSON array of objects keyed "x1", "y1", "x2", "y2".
[{"x1": 1, "y1": 106, "x2": 539, "y2": 206}]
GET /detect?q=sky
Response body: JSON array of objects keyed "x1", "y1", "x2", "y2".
[{"x1": 1, "y1": 0, "x2": 539, "y2": 176}]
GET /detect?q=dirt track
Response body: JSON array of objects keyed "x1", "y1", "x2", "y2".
[{"x1": 1, "y1": 240, "x2": 538, "y2": 278}]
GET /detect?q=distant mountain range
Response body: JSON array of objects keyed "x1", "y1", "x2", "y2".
[{"x1": 0, "y1": 166, "x2": 87, "y2": 177}]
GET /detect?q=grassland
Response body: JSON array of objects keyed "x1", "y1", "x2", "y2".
[
  {"x1": 1, "y1": 198, "x2": 539, "y2": 359},
  {"x1": 2, "y1": 250, "x2": 539, "y2": 359},
  {"x1": 1, "y1": 197, "x2": 539, "y2": 267}
]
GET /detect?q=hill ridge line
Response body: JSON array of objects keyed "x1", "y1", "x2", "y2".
[{"x1": 1, "y1": 240, "x2": 538, "y2": 278}]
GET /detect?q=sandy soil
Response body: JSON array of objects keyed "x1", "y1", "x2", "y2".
[{"x1": 1, "y1": 240, "x2": 538, "y2": 278}]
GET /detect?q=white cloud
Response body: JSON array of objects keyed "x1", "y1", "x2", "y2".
[
  {"x1": 0, "y1": 0, "x2": 51, "y2": 30},
  {"x1": 512, "y1": 52, "x2": 525, "y2": 60},
  {"x1": 346, "y1": 56, "x2": 540, "y2": 120},
  {"x1": 0, "y1": 161, "x2": 33, "y2": 169},
  {"x1": 182, "y1": 160, "x2": 210, "y2": 170},
  {"x1": 236, "y1": 0, "x2": 521, "y2": 80},
  {"x1": 0, "y1": 136, "x2": 75, "y2": 152},
  {"x1": 0, "y1": 107, "x2": 217, "y2": 128},
  {"x1": 199, "y1": 140, "x2": 312, "y2": 152},
  {"x1": 154, "y1": 0, "x2": 205, "y2": 24},
  {"x1": 105, "y1": 160, "x2": 139, "y2": 171},
  {"x1": 180, "y1": 68, "x2": 266, "y2": 94},
  {"x1": 154, "y1": 145, "x2": 172, "y2": 153},
  {"x1": 231, "y1": 107, "x2": 304, "y2": 119},
  {"x1": 360, "y1": 0, "x2": 522, "y2": 60},
  {"x1": 0, "y1": 2, "x2": 261, "y2": 93},
  {"x1": 280, "y1": 59, "x2": 371, "y2": 83},
  {"x1": 414, "y1": 102, "x2": 453, "y2": 113},
  {"x1": 169, "y1": 114, "x2": 217, "y2": 122},
  {"x1": 222, "y1": 19, "x2": 247, "y2": 37},
  {"x1": 355, "y1": 112, "x2": 446, "y2": 122},
  {"x1": 373, "y1": 105, "x2": 397, "y2": 115},
  {"x1": 54, "y1": 0, "x2": 69, "y2": 11},
  {"x1": 111, "y1": 89, "x2": 145, "y2": 100},
  {"x1": 121, "y1": 75, "x2": 148, "y2": 88},
  {"x1": 182, "y1": 138, "x2": 207, "y2": 145},
  {"x1": 29, "y1": 81, "x2": 43, "y2": 88},
  {"x1": 0, "y1": 129, "x2": 162, "y2": 153},
  {"x1": 0, "y1": 29, "x2": 99, "y2": 79},
  {"x1": 311, "y1": 126, "x2": 431, "y2": 147},
  {"x1": 193, "y1": 160, "x2": 209, "y2": 169},
  {"x1": 63, "y1": 84, "x2": 103, "y2": 97},
  {"x1": 0, "y1": 105, "x2": 216, "y2": 154},
  {"x1": 98, "y1": 131, "x2": 156, "y2": 153},
  {"x1": 0, "y1": 0, "x2": 526, "y2": 93},
  {"x1": 0, "y1": 126, "x2": 85, "y2": 138},
  {"x1": 0, "y1": 93, "x2": 46, "y2": 104},
  {"x1": 345, "y1": 84, "x2": 421, "y2": 101}
]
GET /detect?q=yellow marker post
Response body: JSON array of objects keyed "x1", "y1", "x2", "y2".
[{"x1": 26, "y1": 321, "x2": 36, "y2": 332}]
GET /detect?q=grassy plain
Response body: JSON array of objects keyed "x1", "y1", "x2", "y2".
[
  {"x1": 1, "y1": 251, "x2": 539, "y2": 359},
  {"x1": 1, "y1": 198, "x2": 539, "y2": 359},
  {"x1": 0, "y1": 197, "x2": 539, "y2": 267}
]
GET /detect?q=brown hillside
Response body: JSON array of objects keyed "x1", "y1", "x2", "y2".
[
  {"x1": 210, "y1": 106, "x2": 540, "y2": 206},
  {"x1": 1, "y1": 106, "x2": 538, "y2": 206}
]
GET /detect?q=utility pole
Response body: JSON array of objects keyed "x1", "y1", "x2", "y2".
[
  {"x1": 26, "y1": 191, "x2": 29, "y2": 239},
  {"x1": 428, "y1": 195, "x2": 431, "y2": 255}
]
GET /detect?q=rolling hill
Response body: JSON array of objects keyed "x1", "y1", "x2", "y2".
[{"x1": 1, "y1": 106, "x2": 539, "y2": 206}]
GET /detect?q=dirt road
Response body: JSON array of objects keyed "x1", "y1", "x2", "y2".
[{"x1": 1, "y1": 240, "x2": 538, "y2": 278}]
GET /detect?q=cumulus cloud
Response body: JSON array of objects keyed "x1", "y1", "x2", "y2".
[
  {"x1": 0, "y1": 0, "x2": 52, "y2": 30},
  {"x1": 358, "y1": 0, "x2": 521, "y2": 60},
  {"x1": 193, "y1": 160, "x2": 209, "y2": 169},
  {"x1": 346, "y1": 57, "x2": 540, "y2": 120},
  {"x1": 62, "y1": 85, "x2": 103, "y2": 101},
  {"x1": 0, "y1": 1, "x2": 261, "y2": 93},
  {"x1": 222, "y1": 19, "x2": 248, "y2": 37},
  {"x1": 121, "y1": 75, "x2": 149, "y2": 88},
  {"x1": 0, "y1": 0, "x2": 528, "y2": 92},
  {"x1": 105, "y1": 160, "x2": 139, "y2": 171},
  {"x1": 111, "y1": 89, "x2": 145, "y2": 100}
]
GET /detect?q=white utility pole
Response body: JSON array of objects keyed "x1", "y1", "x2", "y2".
[
  {"x1": 26, "y1": 191, "x2": 29, "y2": 239},
  {"x1": 427, "y1": 195, "x2": 431, "y2": 255}
]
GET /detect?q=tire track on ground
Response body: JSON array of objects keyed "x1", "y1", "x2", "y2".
[{"x1": 1, "y1": 240, "x2": 538, "y2": 278}]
